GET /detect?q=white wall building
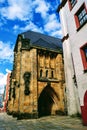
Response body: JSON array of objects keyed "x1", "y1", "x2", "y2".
[{"x1": 57, "y1": 0, "x2": 87, "y2": 120}]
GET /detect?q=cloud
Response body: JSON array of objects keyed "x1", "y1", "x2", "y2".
[
  {"x1": 14, "y1": 21, "x2": 43, "y2": 33},
  {"x1": 6, "y1": 69, "x2": 11, "y2": 73},
  {"x1": 0, "y1": 72, "x2": 7, "y2": 94},
  {"x1": 2, "y1": 0, "x2": 62, "y2": 38},
  {"x1": 33, "y1": 0, "x2": 50, "y2": 19},
  {"x1": 0, "y1": 0, "x2": 50, "y2": 21},
  {"x1": 44, "y1": 14, "x2": 61, "y2": 30},
  {"x1": 13, "y1": 25, "x2": 19, "y2": 30},
  {"x1": 0, "y1": 41, "x2": 14, "y2": 63},
  {"x1": 0, "y1": 69, "x2": 11, "y2": 94},
  {"x1": 0, "y1": 0, "x2": 6, "y2": 3},
  {"x1": 44, "y1": 14, "x2": 62, "y2": 38},
  {"x1": 12, "y1": 8, "x2": 62, "y2": 38},
  {"x1": 0, "y1": 0, "x2": 33, "y2": 21},
  {"x1": 51, "y1": 30, "x2": 62, "y2": 38}
]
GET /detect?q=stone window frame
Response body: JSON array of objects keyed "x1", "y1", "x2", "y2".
[
  {"x1": 68, "y1": 0, "x2": 77, "y2": 10},
  {"x1": 74, "y1": 3, "x2": 87, "y2": 31},
  {"x1": 80, "y1": 43, "x2": 87, "y2": 72}
]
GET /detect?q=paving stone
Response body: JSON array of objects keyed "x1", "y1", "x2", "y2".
[{"x1": 0, "y1": 113, "x2": 87, "y2": 130}]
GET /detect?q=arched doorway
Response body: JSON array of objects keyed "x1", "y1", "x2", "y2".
[{"x1": 38, "y1": 82, "x2": 59, "y2": 117}]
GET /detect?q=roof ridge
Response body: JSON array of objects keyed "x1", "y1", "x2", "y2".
[{"x1": 21, "y1": 30, "x2": 61, "y2": 40}]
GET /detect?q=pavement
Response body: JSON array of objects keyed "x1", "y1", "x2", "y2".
[{"x1": 0, "y1": 113, "x2": 87, "y2": 130}]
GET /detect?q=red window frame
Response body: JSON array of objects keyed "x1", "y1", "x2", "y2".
[
  {"x1": 74, "y1": 3, "x2": 87, "y2": 31},
  {"x1": 80, "y1": 43, "x2": 87, "y2": 71},
  {"x1": 68, "y1": 0, "x2": 77, "y2": 10}
]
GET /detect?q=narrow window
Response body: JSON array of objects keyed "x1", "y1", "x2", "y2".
[
  {"x1": 40, "y1": 69, "x2": 42, "y2": 78},
  {"x1": 51, "y1": 71, "x2": 54, "y2": 78},
  {"x1": 46, "y1": 70, "x2": 48, "y2": 78},
  {"x1": 74, "y1": 3, "x2": 87, "y2": 30},
  {"x1": 80, "y1": 43, "x2": 87, "y2": 72}
]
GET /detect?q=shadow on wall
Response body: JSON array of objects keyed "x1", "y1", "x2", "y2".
[{"x1": 38, "y1": 82, "x2": 60, "y2": 117}]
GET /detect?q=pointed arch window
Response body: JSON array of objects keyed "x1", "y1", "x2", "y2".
[
  {"x1": 51, "y1": 70, "x2": 54, "y2": 78},
  {"x1": 46, "y1": 70, "x2": 48, "y2": 78},
  {"x1": 40, "y1": 69, "x2": 43, "y2": 78}
]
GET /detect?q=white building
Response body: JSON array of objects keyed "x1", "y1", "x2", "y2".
[{"x1": 57, "y1": 0, "x2": 87, "y2": 121}]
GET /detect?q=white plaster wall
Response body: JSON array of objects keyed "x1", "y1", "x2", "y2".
[
  {"x1": 65, "y1": 0, "x2": 87, "y2": 107},
  {"x1": 59, "y1": 0, "x2": 87, "y2": 110},
  {"x1": 63, "y1": 38, "x2": 80, "y2": 115}
]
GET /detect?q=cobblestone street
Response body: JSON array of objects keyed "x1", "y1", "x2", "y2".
[{"x1": 0, "y1": 113, "x2": 87, "y2": 130}]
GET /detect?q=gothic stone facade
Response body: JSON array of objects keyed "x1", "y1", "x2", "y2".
[{"x1": 7, "y1": 31, "x2": 65, "y2": 119}]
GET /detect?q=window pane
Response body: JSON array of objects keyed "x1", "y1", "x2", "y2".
[
  {"x1": 80, "y1": 19, "x2": 84, "y2": 25},
  {"x1": 84, "y1": 47, "x2": 87, "y2": 59},
  {"x1": 78, "y1": 13, "x2": 82, "y2": 20},
  {"x1": 77, "y1": 7, "x2": 87, "y2": 26},
  {"x1": 70, "y1": 0, "x2": 77, "y2": 8}
]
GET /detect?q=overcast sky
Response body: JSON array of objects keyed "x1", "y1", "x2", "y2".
[{"x1": 0, "y1": 0, "x2": 62, "y2": 94}]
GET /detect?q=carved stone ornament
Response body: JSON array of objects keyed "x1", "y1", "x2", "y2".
[
  {"x1": 14, "y1": 81, "x2": 20, "y2": 87},
  {"x1": 23, "y1": 72, "x2": 31, "y2": 95}
]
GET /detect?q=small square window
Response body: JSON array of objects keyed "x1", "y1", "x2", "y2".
[
  {"x1": 80, "y1": 43, "x2": 87, "y2": 71},
  {"x1": 68, "y1": 0, "x2": 77, "y2": 10},
  {"x1": 74, "y1": 3, "x2": 87, "y2": 31}
]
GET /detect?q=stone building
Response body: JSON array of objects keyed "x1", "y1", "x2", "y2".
[
  {"x1": 3, "y1": 73, "x2": 11, "y2": 112},
  {"x1": 57, "y1": 0, "x2": 87, "y2": 125},
  {"x1": 7, "y1": 31, "x2": 65, "y2": 119}
]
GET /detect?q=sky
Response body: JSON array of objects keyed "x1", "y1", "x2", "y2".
[{"x1": 0, "y1": 0, "x2": 62, "y2": 94}]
